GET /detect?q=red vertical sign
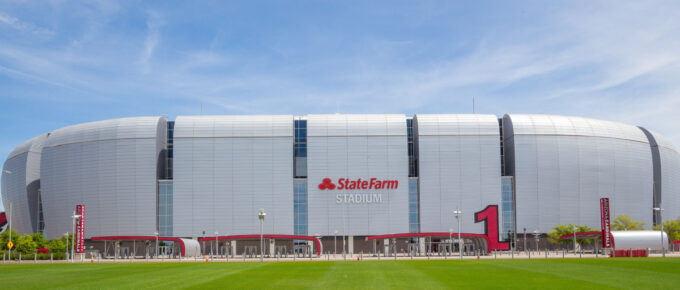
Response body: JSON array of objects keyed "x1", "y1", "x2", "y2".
[
  {"x1": 75, "y1": 205, "x2": 86, "y2": 253},
  {"x1": 600, "y1": 198, "x2": 611, "y2": 248}
]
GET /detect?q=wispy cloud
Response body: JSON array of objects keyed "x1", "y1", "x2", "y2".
[
  {"x1": 0, "y1": 12, "x2": 53, "y2": 36},
  {"x1": 0, "y1": 1, "x2": 678, "y2": 163},
  {"x1": 139, "y1": 11, "x2": 163, "y2": 74}
]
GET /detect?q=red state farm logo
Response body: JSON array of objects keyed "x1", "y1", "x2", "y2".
[
  {"x1": 318, "y1": 177, "x2": 399, "y2": 190},
  {"x1": 318, "y1": 178, "x2": 336, "y2": 190}
]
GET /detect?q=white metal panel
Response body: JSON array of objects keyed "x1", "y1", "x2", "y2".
[
  {"x1": 306, "y1": 114, "x2": 409, "y2": 236},
  {"x1": 651, "y1": 131, "x2": 680, "y2": 222},
  {"x1": 179, "y1": 238, "x2": 201, "y2": 257},
  {"x1": 415, "y1": 114, "x2": 502, "y2": 234},
  {"x1": 611, "y1": 231, "x2": 668, "y2": 250},
  {"x1": 509, "y1": 114, "x2": 653, "y2": 232},
  {"x1": 40, "y1": 117, "x2": 164, "y2": 239},
  {"x1": 1, "y1": 134, "x2": 48, "y2": 235},
  {"x1": 172, "y1": 115, "x2": 294, "y2": 237}
]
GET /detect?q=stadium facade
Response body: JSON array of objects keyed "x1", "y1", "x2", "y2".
[{"x1": 2, "y1": 114, "x2": 679, "y2": 253}]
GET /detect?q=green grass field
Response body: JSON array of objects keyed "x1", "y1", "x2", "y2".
[{"x1": 1, "y1": 258, "x2": 679, "y2": 289}]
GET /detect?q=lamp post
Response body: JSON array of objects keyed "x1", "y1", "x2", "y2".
[
  {"x1": 453, "y1": 209, "x2": 462, "y2": 260},
  {"x1": 7, "y1": 202, "x2": 12, "y2": 258},
  {"x1": 71, "y1": 211, "x2": 81, "y2": 262},
  {"x1": 449, "y1": 228, "x2": 454, "y2": 256},
  {"x1": 258, "y1": 209, "x2": 266, "y2": 262},
  {"x1": 64, "y1": 233, "x2": 69, "y2": 258},
  {"x1": 334, "y1": 229, "x2": 338, "y2": 256},
  {"x1": 214, "y1": 231, "x2": 219, "y2": 257},
  {"x1": 654, "y1": 207, "x2": 665, "y2": 257},
  {"x1": 573, "y1": 226, "x2": 577, "y2": 254},
  {"x1": 153, "y1": 231, "x2": 159, "y2": 258},
  {"x1": 523, "y1": 228, "x2": 527, "y2": 253},
  {"x1": 533, "y1": 229, "x2": 540, "y2": 253},
  {"x1": 3, "y1": 170, "x2": 14, "y2": 257}
]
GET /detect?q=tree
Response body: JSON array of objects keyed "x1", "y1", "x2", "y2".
[
  {"x1": 653, "y1": 219, "x2": 680, "y2": 242},
  {"x1": 611, "y1": 214, "x2": 647, "y2": 231},
  {"x1": 31, "y1": 232, "x2": 47, "y2": 249},
  {"x1": 0, "y1": 229, "x2": 19, "y2": 251},
  {"x1": 15, "y1": 234, "x2": 37, "y2": 254},
  {"x1": 547, "y1": 224, "x2": 576, "y2": 245},
  {"x1": 47, "y1": 238, "x2": 66, "y2": 253}
]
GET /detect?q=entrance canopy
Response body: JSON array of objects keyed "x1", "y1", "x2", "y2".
[
  {"x1": 91, "y1": 236, "x2": 193, "y2": 256},
  {"x1": 366, "y1": 232, "x2": 500, "y2": 253},
  {"x1": 559, "y1": 231, "x2": 603, "y2": 241},
  {"x1": 197, "y1": 234, "x2": 322, "y2": 256}
]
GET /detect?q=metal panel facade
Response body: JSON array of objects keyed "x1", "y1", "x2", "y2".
[
  {"x1": 306, "y1": 114, "x2": 409, "y2": 236},
  {"x1": 172, "y1": 115, "x2": 294, "y2": 237},
  {"x1": 1, "y1": 134, "x2": 47, "y2": 235},
  {"x1": 40, "y1": 117, "x2": 165, "y2": 239},
  {"x1": 3, "y1": 113, "x2": 679, "y2": 239},
  {"x1": 651, "y1": 131, "x2": 680, "y2": 221},
  {"x1": 508, "y1": 114, "x2": 653, "y2": 232},
  {"x1": 415, "y1": 114, "x2": 502, "y2": 234}
]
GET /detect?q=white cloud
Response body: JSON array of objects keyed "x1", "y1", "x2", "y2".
[
  {"x1": 139, "y1": 11, "x2": 164, "y2": 74},
  {"x1": 0, "y1": 12, "x2": 53, "y2": 36}
]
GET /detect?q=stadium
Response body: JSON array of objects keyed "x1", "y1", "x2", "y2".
[{"x1": 2, "y1": 114, "x2": 679, "y2": 256}]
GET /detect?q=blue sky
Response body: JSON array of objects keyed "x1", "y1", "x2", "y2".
[{"x1": 1, "y1": 1, "x2": 680, "y2": 210}]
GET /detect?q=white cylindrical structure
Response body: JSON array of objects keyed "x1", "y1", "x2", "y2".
[
  {"x1": 611, "y1": 231, "x2": 668, "y2": 250},
  {"x1": 180, "y1": 239, "x2": 201, "y2": 257}
]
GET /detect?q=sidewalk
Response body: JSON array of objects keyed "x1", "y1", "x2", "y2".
[{"x1": 3, "y1": 251, "x2": 680, "y2": 264}]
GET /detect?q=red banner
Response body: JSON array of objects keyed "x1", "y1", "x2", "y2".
[
  {"x1": 600, "y1": 198, "x2": 611, "y2": 248},
  {"x1": 75, "y1": 205, "x2": 86, "y2": 253}
]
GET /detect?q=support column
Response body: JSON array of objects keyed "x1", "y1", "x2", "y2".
[
  {"x1": 419, "y1": 237, "x2": 426, "y2": 254},
  {"x1": 269, "y1": 239, "x2": 275, "y2": 256},
  {"x1": 231, "y1": 241, "x2": 237, "y2": 257},
  {"x1": 384, "y1": 239, "x2": 390, "y2": 255}
]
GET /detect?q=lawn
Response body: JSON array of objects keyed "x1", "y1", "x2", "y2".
[{"x1": 1, "y1": 258, "x2": 678, "y2": 289}]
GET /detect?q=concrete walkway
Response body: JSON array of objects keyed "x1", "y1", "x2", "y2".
[{"x1": 3, "y1": 251, "x2": 680, "y2": 264}]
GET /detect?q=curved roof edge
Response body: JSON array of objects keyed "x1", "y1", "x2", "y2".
[
  {"x1": 414, "y1": 114, "x2": 500, "y2": 136},
  {"x1": 648, "y1": 129, "x2": 678, "y2": 152},
  {"x1": 174, "y1": 115, "x2": 293, "y2": 138},
  {"x1": 504, "y1": 114, "x2": 649, "y2": 143},
  {"x1": 6, "y1": 133, "x2": 49, "y2": 160},
  {"x1": 44, "y1": 116, "x2": 165, "y2": 148}
]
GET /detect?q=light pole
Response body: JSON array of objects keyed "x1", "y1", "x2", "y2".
[
  {"x1": 453, "y1": 209, "x2": 462, "y2": 260},
  {"x1": 533, "y1": 229, "x2": 540, "y2": 253},
  {"x1": 7, "y1": 202, "x2": 12, "y2": 258},
  {"x1": 64, "y1": 233, "x2": 69, "y2": 258},
  {"x1": 4, "y1": 170, "x2": 13, "y2": 257},
  {"x1": 214, "y1": 231, "x2": 219, "y2": 257},
  {"x1": 154, "y1": 231, "x2": 159, "y2": 258},
  {"x1": 573, "y1": 226, "x2": 577, "y2": 254},
  {"x1": 258, "y1": 209, "x2": 266, "y2": 262},
  {"x1": 449, "y1": 228, "x2": 454, "y2": 256},
  {"x1": 523, "y1": 228, "x2": 527, "y2": 253},
  {"x1": 654, "y1": 207, "x2": 665, "y2": 257},
  {"x1": 334, "y1": 229, "x2": 338, "y2": 256},
  {"x1": 71, "y1": 211, "x2": 81, "y2": 262},
  {"x1": 342, "y1": 202, "x2": 346, "y2": 259}
]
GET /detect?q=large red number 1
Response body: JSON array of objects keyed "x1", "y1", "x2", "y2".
[{"x1": 475, "y1": 205, "x2": 510, "y2": 251}]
